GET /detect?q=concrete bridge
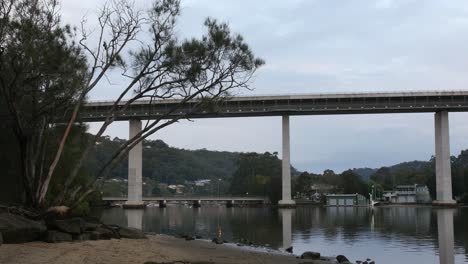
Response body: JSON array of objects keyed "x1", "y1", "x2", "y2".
[
  {"x1": 82, "y1": 90, "x2": 468, "y2": 207},
  {"x1": 103, "y1": 196, "x2": 268, "y2": 208}
]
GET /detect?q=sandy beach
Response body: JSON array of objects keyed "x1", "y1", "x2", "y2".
[{"x1": 0, "y1": 235, "x2": 336, "y2": 264}]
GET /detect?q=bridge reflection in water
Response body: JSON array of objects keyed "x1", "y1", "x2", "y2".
[
  {"x1": 97, "y1": 206, "x2": 465, "y2": 263},
  {"x1": 437, "y1": 209, "x2": 455, "y2": 264}
]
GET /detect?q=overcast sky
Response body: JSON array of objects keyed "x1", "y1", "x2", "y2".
[{"x1": 61, "y1": 0, "x2": 468, "y2": 173}]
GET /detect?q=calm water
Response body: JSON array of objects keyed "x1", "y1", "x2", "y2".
[{"x1": 95, "y1": 205, "x2": 468, "y2": 264}]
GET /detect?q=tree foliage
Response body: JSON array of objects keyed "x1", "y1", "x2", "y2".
[
  {"x1": 229, "y1": 152, "x2": 283, "y2": 203},
  {"x1": 0, "y1": 0, "x2": 87, "y2": 207}
]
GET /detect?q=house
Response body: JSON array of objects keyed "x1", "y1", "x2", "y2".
[
  {"x1": 310, "y1": 183, "x2": 335, "y2": 195},
  {"x1": 326, "y1": 194, "x2": 368, "y2": 206},
  {"x1": 168, "y1": 184, "x2": 185, "y2": 194},
  {"x1": 383, "y1": 184, "x2": 431, "y2": 204},
  {"x1": 194, "y1": 179, "x2": 211, "y2": 187}
]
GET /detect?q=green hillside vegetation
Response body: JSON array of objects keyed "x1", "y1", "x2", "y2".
[
  {"x1": 84, "y1": 136, "x2": 239, "y2": 184},
  {"x1": 81, "y1": 134, "x2": 468, "y2": 203}
]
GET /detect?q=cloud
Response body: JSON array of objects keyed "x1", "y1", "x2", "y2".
[{"x1": 66, "y1": 0, "x2": 468, "y2": 172}]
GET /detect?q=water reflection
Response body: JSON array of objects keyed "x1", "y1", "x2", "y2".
[
  {"x1": 126, "y1": 209, "x2": 144, "y2": 229},
  {"x1": 95, "y1": 206, "x2": 468, "y2": 264},
  {"x1": 437, "y1": 209, "x2": 455, "y2": 264},
  {"x1": 280, "y1": 209, "x2": 293, "y2": 250}
]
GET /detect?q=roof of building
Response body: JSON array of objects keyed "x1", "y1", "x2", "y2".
[{"x1": 326, "y1": 194, "x2": 363, "y2": 198}]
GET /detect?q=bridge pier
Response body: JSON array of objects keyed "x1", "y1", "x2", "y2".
[
  {"x1": 124, "y1": 119, "x2": 145, "y2": 209},
  {"x1": 278, "y1": 115, "x2": 296, "y2": 208},
  {"x1": 433, "y1": 111, "x2": 456, "y2": 205}
]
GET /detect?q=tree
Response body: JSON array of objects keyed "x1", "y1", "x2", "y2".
[
  {"x1": 229, "y1": 152, "x2": 282, "y2": 203},
  {"x1": 1, "y1": 0, "x2": 262, "y2": 209},
  {"x1": 295, "y1": 172, "x2": 312, "y2": 197},
  {"x1": 52, "y1": 0, "x2": 263, "y2": 207},
  {"x1": 0, "y1": 0, "x2": 88, "y2": 207}
]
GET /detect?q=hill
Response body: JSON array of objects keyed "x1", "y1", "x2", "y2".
[{"x1": 84, "y1": 136, "x2": 240, "y2": 185}]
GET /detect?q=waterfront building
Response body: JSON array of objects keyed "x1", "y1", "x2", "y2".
[
  {"x1": 325, "y1": 193, "x2": 368, "y2": 206},
  {"x1": 382, "y1": 184, "x2": 432, "y2": 203}
]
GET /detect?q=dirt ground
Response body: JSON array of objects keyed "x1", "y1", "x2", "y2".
[{"x1": 0, "y1": 235, "x2": 336, "y2": 264}]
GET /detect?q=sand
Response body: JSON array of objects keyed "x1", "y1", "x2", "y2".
[{"x1": 0, "y1": 235, "x2": 336, "y2": 264}]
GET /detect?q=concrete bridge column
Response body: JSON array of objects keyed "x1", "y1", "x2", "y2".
[
  {"x1": 278, "y1": 115, "x2": 296, "y2": 207},
  {"x1": 124, "y1": 119, "x2": 145, "y2": 209},
  {"x1": 434, "y1": 111, "x2": 455, "y2": 205}
]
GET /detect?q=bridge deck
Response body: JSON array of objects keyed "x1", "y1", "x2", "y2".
[{"x1": 80, "y1": 91, "x2": 468, "y2": 122}]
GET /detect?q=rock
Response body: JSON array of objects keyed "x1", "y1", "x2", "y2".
[
  {"x1": 44, "y1": 230, "x2": 73, "y2": 243},
  {"x1": 195, "y1": 235, "x2": 202, "y2": 239},
  {"x1": 82, "y1": 222, "x2": 101, "y2": 231},
  {"x1": 89, "y1": 227, "x2": 116, "y2": 240},
  {"x1": 73, "y1": 233, "x2": 91, "y2": 241},
  {"x1": 336, "y1": 255, "x2": 349, "y2": 263},
  {"x1": 0, "y1": 213, "x2": 46, "y2": 243},
  {"x1": 105, "y1": 225, "x2": 121, "y2": 238},
  {"x1": 211, "y1": 237, "x2": 223, "y2": 244},
  {"x1": 301, "y1": 251, "x2": 320, "y2": 259},
  {"x1": 286, "y1": 246, "x2": 293, "y2": 253},
  {"x1": 118, "y1": 226, "x2": 146, "y2": 239},
  {"x1": 185, "y1": 236, "x2": 195, "y2": 241},
  {"x1": 51, "y1": 218, "x2": 84, "y2": 235}
]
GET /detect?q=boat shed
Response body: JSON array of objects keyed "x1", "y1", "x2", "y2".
[{"x1": 326, "y1": 194, "x2": 368, "y2": 206}]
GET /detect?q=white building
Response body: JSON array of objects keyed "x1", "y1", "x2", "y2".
[{"x1": 383, "y1": 184, "x2": 431, "y2": 204}]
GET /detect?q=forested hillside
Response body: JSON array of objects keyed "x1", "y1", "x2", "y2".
[{"x1": 84, "y1": 136, "x2": 240, "y2": 184}]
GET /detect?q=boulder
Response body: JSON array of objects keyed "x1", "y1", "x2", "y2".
[
  {"x1": 44, "y1": 230, "x2": 73, "y2": 243},
  {"x1": 336, "y1": 255, "x2": 350, "y2": 263},
  {"x1": 301, "y1": 251, "x2": 320, "y2": 259},
  {"x1": 0, "y1": 213, "x2": 46, "y2": 243},
  {"x1": 118, "y1": 227, "x2": 146, "y2": 239},
  {"x1": 89, "y1": 227, "x2": 116, "y2": 240},
  {"x1": 82, "y1": 221, "x2": 101, "y2": 232},
  {"x1": 286, "y1": 246, "x2": 293, "y2": 253},
  {"x1": 51, "y1": 218, "x2": 84, "y2": 235}
]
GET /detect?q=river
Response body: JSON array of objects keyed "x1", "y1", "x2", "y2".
[{"x1": 95, "y1": 205, "x2": 468, "y2": 264}]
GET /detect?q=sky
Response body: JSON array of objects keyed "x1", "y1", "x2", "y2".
[{"x1": 60, "y1": 0, "x2": 468, "y2": 173}]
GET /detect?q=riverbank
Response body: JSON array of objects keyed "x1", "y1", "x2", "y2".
[{"x1": 0, "y1": 234, "x2": 339, "y2": 264}]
